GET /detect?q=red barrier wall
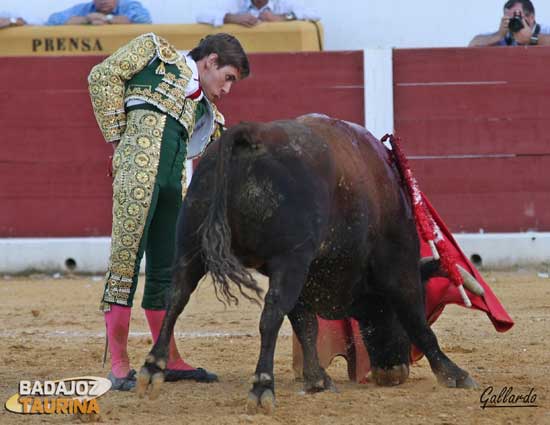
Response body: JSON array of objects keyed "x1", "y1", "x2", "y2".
[
  {"x1": 3, "y1": 48, "x2": 548, "y2": 237},
  {"x1": 0, "y1": 52, "x2": 364, "y2": 237},
  {"x1": 394, "y1": 47, "x2": 550, "y2": 232}
]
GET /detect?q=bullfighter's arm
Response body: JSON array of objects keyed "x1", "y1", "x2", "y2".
[{"x1": 87, "y1": 33, "x2": 158, "y2": 143}]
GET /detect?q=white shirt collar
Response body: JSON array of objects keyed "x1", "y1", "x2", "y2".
[{"x1": 184, "y1": 54, "x2": 204, "y2": 101}]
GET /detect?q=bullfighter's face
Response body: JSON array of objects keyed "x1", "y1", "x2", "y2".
[{"x1": 199, "y1": 54, "x2": 241, "y2": 103}]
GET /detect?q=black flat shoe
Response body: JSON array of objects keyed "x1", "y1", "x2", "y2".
[
  {"x1": 163, "y1": 367, "x2": 218, "y2": 383},
  {"x1": 107, "y1": 369, "x2": 137, "y2": 391}
]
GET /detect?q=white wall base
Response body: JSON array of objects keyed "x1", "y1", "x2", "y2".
[
  {"x1": 0, "y1": 237, "x2": 112, "y2": 274},
  {"x1": 454, "y1": 233, "x2": 550, "y2": 268},
  {"x1": 1, "y1": 233, "x2": 548, "y2": 273}
]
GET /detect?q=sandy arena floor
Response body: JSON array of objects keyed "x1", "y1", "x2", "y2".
[{"x1": 0, "y1": 269, "x2": 549, "y2": 424}]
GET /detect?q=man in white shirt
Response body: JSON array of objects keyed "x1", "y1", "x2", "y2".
[{"x1": 198, "y1": 0, "x2": 319, "y2": 28}]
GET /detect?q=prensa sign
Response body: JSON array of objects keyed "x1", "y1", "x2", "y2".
[{"x1": 4, "y1": 377, "x2": 111, "y2": 415}]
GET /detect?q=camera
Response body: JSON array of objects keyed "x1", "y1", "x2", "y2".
[{"x1": 508, "y1": 11, "x2": 524, "y2": 33}]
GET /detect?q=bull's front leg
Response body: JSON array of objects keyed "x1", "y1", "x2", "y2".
[
  {"x1": 247, "y1": 253, "x2": 312, "y2": 415},
  {"x1": 136, "y1": 309, "x2": 174, "y2": 399},
  {"x1": 383, "y1": 257, "x2": 477, "y2": 389},
  {"x1": 136, "y1": 255, "x2": 204, "y2": 399}
]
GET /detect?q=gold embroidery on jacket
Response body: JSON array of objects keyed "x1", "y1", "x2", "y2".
[
  {"x1": 101, "y1": 110, "x2": 165, "y2": 308},
  {"x1": 181, "y1": 166, "x2": 188, "y2": 201},
  {"x1": 211, "y1": 124, "x2": 223, "y2": 142},
  {"x1": 213, "y1": 104, "x2": 225, "y2": 127},
  {"x1": 211, "y1": 104, "x2": 226, "y2": 142},
  {"x1": 88, "y1": 33, "x2": 194, "y2": 143},
  {"x1": 155, "y1": 62, "x2": 166, "y2": 75},
  {"x1": 151, "y1": 33, "x2": 180, "y2": 63},
  {"x1": 162, "y1": 72, "x2": 191, "y2": 89},
  {"x1": 88, "y1": 34, "x2": 157, "y2": 142},
  {"x1": 124, "y1": 86, "x2": 197, "y2": 133}
]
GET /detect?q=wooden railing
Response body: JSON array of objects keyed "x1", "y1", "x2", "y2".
[{"x1": 0, "y1": 21, "x2": 323, "y2": 56}]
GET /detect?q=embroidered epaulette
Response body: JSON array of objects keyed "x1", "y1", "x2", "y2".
[
  {"x1": 212, "y1": 105, "x2": 225, "y2": 126},
  {"x1": 150, "y1": 33, "x2": 181, "y2": 64}
]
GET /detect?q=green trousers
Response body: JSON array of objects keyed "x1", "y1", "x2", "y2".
[{"x1": 101, "y1": 104, "x2": 188, "y2": 311}]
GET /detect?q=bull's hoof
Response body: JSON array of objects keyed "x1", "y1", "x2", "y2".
[
  {"x1": 246, "y1": 392, "x2": 259, "y2": 415},
  {"x1": 437, "y1": 371, "x2": 478, "y2": 389},
  {"x1": 136, "y1": 367, "x2": 165, "y2": 400},
  {"x1": 371, "y1": 364, "x2": 409, "y2": 386},
  {"x1": 246, "y1": 389, "x2": 275, "y2": 415},
  {"x1": 246, "y1": 373, "x2": 276, "y2": 415},
  {"x1": 260, "y1": 389, "x2": 275, "y2": 414},
  {"x1": 304, "y1": 371, "x2": 338, "y2": 394},
  {"x1": 136, "y1": 355, "x2": 166, "y2": 399}
]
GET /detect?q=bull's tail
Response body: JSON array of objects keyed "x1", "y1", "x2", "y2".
[{"x1": 199, "y1": 127, "x2": 263, "y2": 305}]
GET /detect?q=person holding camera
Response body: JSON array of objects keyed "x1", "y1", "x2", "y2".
[{"x1": 469, "y1": 0, "x2": 550, "y2": 46}]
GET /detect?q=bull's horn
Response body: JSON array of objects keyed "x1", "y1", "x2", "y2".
[
  {"x1": 456, "y1": 264, "x2": 485, "y2": 296},
  {"x1": 420, "y1": 256, "x2": 435, "y2": 265},
  {"x1": 458, "y1": 284, "x2": 472, "y2": 308},
  {"x1": 428, "y1": 240, "x2": 440, "y2": 260}
]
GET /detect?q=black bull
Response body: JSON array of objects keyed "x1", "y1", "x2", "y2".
[{"x1": 137, "y1": 114, "x2": 476, "y2": 412}]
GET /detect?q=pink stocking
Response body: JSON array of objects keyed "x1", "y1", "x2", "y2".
[
  {"x1": 104, "y1": 305, "x2": 131, "y2": 378},
  {"x1": 144, "y1": 309, "x2": 194, "y2": 371}
]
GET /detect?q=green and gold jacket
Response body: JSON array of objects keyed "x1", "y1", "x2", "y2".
[{"x1": 88, "y1": 32, "x2": 224, "y2": 158}]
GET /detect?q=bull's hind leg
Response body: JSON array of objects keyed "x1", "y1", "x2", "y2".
[
  {"x1": 385, "y1": 266, "x2": 477, "y2": 389},
  {"x1": 247, "y1": 252, "x2": 313, "y2": 415},
  {"x1": 137, "y1": 254, "x2": 205, "y2": 399},
  {"x1": 288, "y1": 300, "x2": 337, "y2": 393},
  {"x1": 354, "y1": 294, "x2": 410, "y2": 386}
]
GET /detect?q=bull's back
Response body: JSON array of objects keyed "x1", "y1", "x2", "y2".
[
  {"x1": 297, "y1": 114, "x2": 404, "y2": 225},
  {"x1": 222, "y1": 116, "x2": 406, "y2": 258}
]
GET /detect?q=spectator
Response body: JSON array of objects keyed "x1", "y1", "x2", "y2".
[
  {"x1": 198, "y1": 0, "x2": 319, "y2": 28},
  {"x1": 0, "y1": 12, "x2": 27, "y2": 29},
  {"x1": 469, "y1": 0, "x2": 550, "y2": 46},
  {"x1": 46, "y1": 0, "x2": 151, "y2": 26}
]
